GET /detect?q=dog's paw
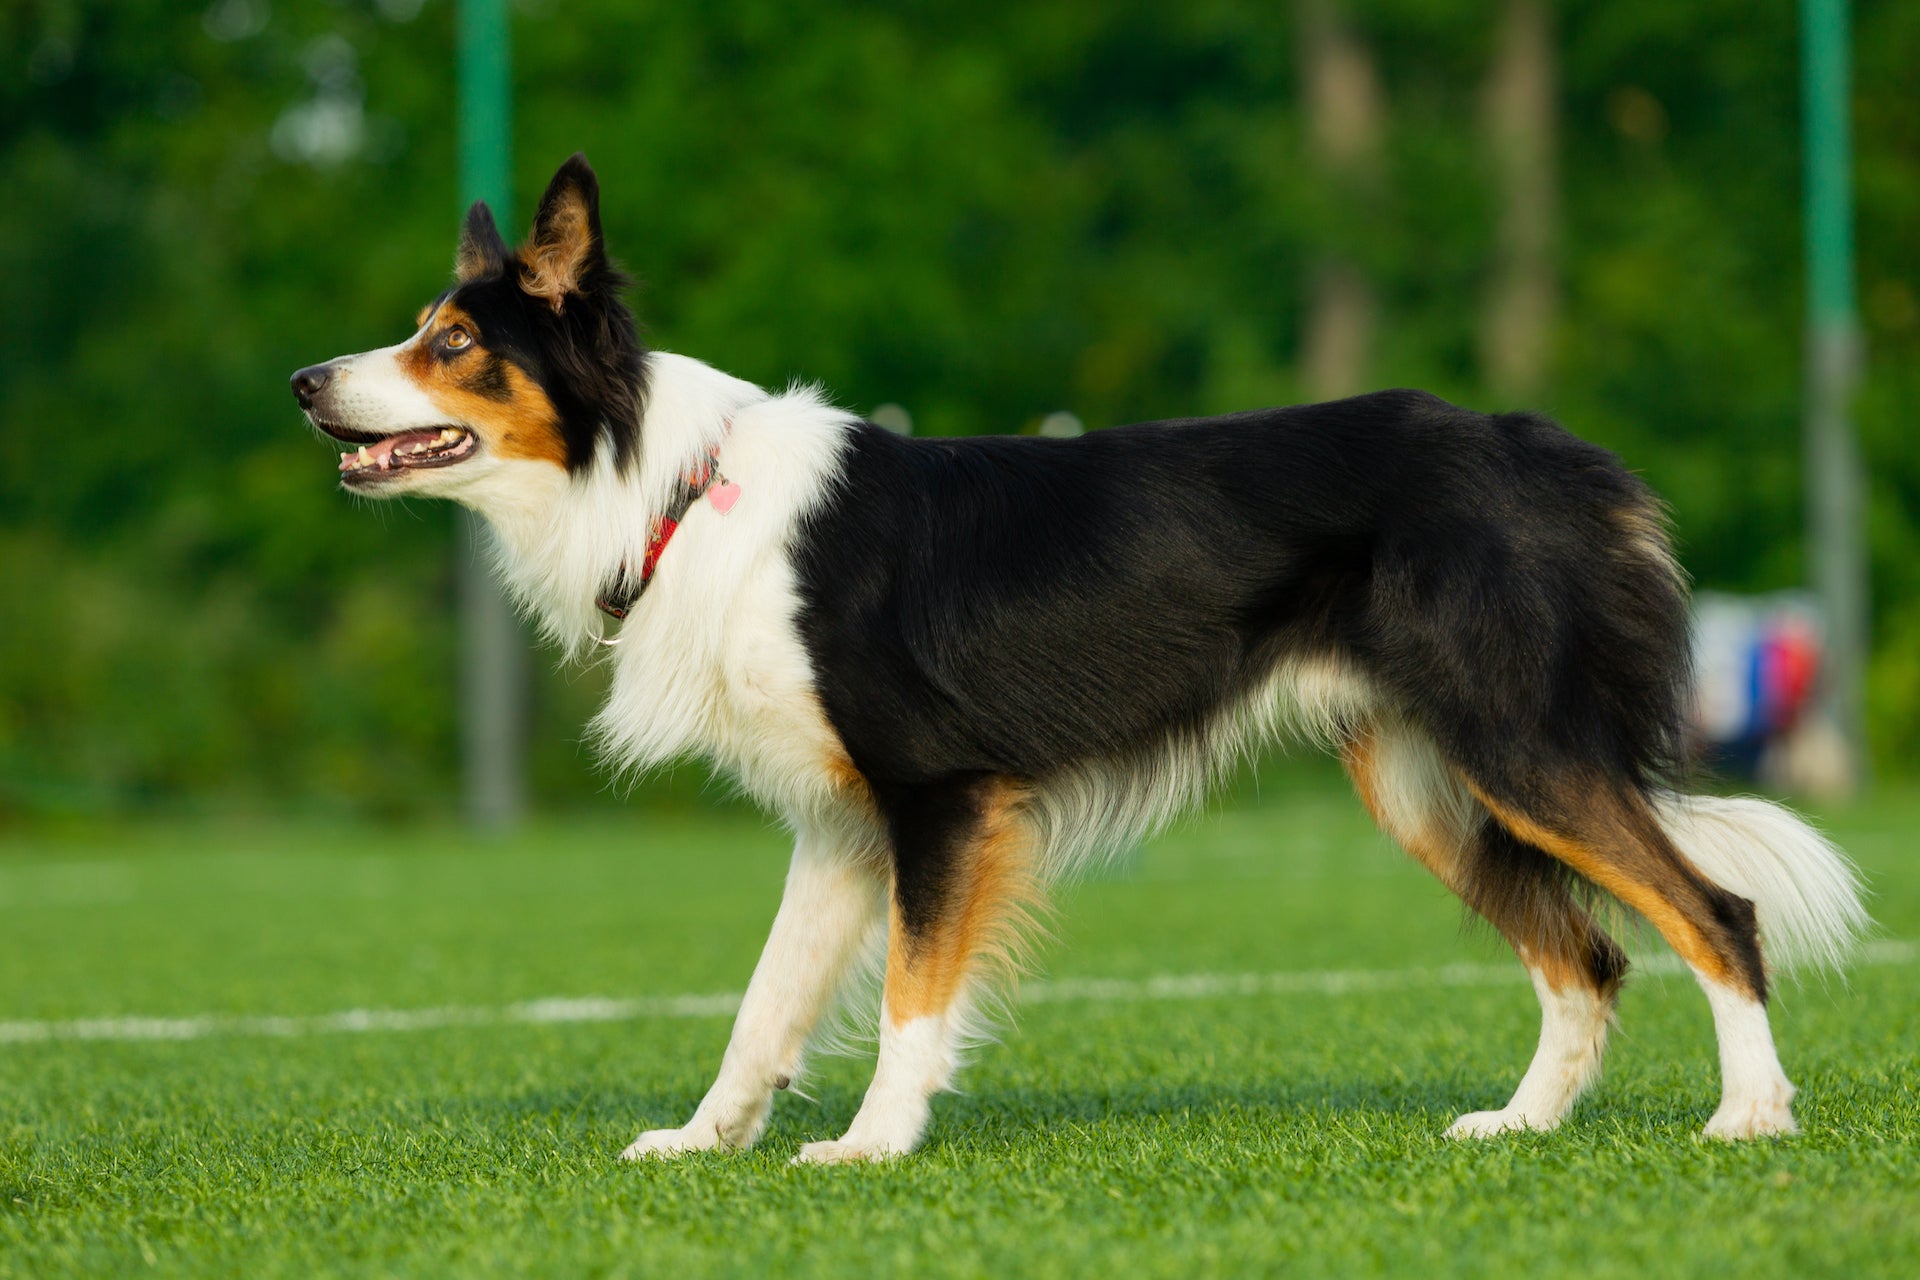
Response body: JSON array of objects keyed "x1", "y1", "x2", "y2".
[
  {"x1": 1445, "y1": 1109, "x2": 1552, "y2": 1139},
  {"x1": 1701, "y1": 1097, "x2": 1799, "y2": 1141},
  {"x1": 619, "y1": 1125, "x2": 722, "y2": 1161},
  {"x1": 790, "y1": 1138, "x2": 904, "y2": 1166}
]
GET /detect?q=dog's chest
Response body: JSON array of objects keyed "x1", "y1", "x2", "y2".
[{"x1": 597, "y1": 560, "x2": 853, "y2": 822}]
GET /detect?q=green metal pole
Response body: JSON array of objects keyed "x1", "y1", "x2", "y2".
[
  {"x1": 456, "y1": 0, "x2": 527, "y2": 830},
  {"x1": 1803, "y1": 0, "x2": 1856, "y2": 328},
  {"x1": 1801, "y1": 0, "x2": 1867, "y2": 790},
  {"x1": 459, "y1": 0, "x2": 512, "y2": 216}
]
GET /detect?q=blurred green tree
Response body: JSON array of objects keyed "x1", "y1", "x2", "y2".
[{"x1": 2, "y1": 0, "x2": 1916, "y2": 819}]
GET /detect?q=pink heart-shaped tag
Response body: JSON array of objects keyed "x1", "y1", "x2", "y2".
[{"x1": 707, "y1": 482, "x2": 742, "y2": 514}]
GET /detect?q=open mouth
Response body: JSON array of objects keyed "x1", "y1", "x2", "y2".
[{"x1": 323, "y1": 424, "x2": 478, "y2": 483}]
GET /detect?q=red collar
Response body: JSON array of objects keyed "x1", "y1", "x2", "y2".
[{"x1": 595, "y1": 434, "x2": 739, "y2": 620}]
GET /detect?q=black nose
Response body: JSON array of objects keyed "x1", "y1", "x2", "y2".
[{"x1": 290, "y1": 364, "x2": 332, "y2": 408}]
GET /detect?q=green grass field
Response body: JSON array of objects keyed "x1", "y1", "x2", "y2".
[{"x1": 3, "y1": 780, "x2": 1916, "y2": 1278}]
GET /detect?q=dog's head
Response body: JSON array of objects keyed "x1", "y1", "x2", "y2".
[{"x1": 290, "y1": 153, "x2": 645, "y2": 504}]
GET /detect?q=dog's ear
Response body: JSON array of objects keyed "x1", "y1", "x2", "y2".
[
  {"x1": 456, "y1": 201, "x2": 509, "y2": 283},
  {"x1": 519, "y1": 153, "x2": 605, "y2": 313}
]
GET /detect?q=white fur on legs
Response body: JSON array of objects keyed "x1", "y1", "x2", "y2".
[
  {"x1": 622, "y1": 835, "x2": 884, "y2": 1160},
  {"x1": 1695, "y1": 973, "x2": 1798, "y2": 1140},
  {"x1": 792, "y1": 1005, "x2": 961, "y2": 1165},
  {"x1": 1448, "y1": 965, "x2": 1613, "y2": 1138}
]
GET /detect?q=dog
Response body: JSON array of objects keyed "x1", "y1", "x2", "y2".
[{"x1": 291, "y1": 154, "x2": 1865, "y2": 1162}]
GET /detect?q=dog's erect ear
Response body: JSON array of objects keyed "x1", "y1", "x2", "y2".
[
  {"x1": 519, "y1": 153, "x2": 605, "y2": 313},
  {"x1": 456, "y1": 201, "x2": 510, "y2": 283}
]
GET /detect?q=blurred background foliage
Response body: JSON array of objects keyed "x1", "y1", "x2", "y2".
[{"x1": 2, "y1": 0, "x2": 1916, "y2": 821}]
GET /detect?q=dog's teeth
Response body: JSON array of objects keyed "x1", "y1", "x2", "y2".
[{"x1": 357, "y1": 447, "x2": 372, "y2": 466}]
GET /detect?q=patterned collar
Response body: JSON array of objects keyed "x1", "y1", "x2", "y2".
[{"x1": 595, "y1": 430, "x2": 739, "y2": 620}]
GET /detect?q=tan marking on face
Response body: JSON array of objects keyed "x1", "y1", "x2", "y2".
[
  {"x1": 396, "y1": 301, "x2": 569, "y2": 468},
  {"x1": 884, "y1": 778, "x2": 1050, "y2": 1027}
]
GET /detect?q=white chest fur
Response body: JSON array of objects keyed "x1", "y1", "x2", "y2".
[{"x1": 482, "y1": 353, "x2": 861, "y2": 826}]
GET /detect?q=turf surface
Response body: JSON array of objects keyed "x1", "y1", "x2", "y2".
[{"x1": 2, "y1": 781, "x2": 1916, "y2": 1277}]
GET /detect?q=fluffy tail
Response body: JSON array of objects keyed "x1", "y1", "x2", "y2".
[{"x1": 1653, "y1": 793, "x2": 1869, "y2": 973}]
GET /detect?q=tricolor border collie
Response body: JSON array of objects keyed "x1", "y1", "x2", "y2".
[{"x1": 291, "y1": 154, "x2": 1866, "y2": 1162}]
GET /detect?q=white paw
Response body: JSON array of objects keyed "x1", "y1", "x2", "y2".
[
  {"x1": 1702, "y1": 1096, "x2": 1799, "y2": 1141},
  {"x1": 790, "y1": 1138, "x2": 906, "y2": 1166},
  {"x1": 619, "y1": 1125, "x2": 722, "y2": 1161},
  {"x1": 1445, "y1": 1109, "x2": 1556, "y2": 1139}
]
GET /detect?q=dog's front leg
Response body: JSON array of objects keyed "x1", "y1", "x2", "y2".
[
  {"x1": 621, "y1": 832, "x2": 885, "y2": 1159},
  {"x1": 793, "y1": 776, "x2": 1040, "y2": 1164}
]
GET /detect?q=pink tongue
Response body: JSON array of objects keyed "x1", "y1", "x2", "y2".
[
  {"x1": 340, "y1": 437, "x2": 401, "y2": 472},
  {"x1": 342, "y1": 430, "x2": 441, "y2": 470}
]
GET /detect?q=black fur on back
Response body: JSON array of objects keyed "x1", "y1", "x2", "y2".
[{"x1": 793, "y1": 389, "x2": 1693, "y2": 805}]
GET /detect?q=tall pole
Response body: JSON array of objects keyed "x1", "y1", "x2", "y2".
[
  {"x1": 456, "y1": 0, "x2": 527, "y2": 829},
  {"x1": 1801, "y1": 0, "x2": 1867, "y2": 789}
]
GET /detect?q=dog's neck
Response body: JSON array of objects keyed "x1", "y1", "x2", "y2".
[{"x1": 478, "y1": 352, "x2": 765, "y2": 654}]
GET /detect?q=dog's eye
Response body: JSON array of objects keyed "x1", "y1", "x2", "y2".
[{"x1": 443, "y1": 326, "x2": 472, "y2": 351}]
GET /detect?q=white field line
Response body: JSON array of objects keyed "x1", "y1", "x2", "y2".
[{"x1": 2, "y1": 940, "x2": 1911, "y2": 1048}]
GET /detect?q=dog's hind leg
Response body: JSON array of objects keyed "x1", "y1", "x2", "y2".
[
  {"x1": 1344, "y1": 720, "x2": 1626, "y2": 1136},
  {"x1": 1460, "y1": 769, "x2": 1798, "y2": 1140},
  {"x1": 793, "y1": 775, "x2": 1044, "y2": 1164},
  {"x1": 1440, "y1": 819, "x2": 1629, "y2": 1137},
  {"x1": 621, "y1": 826, "x2": 887, "y2": 1160}
]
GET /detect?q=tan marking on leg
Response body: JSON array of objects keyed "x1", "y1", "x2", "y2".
[
  {"x1": 1343, "y1": 726, "x2": 1467, "y2": 884},
  {"x1": 884, "y1": 779, "x2": 1047, "y2": 1028},
  {"x1": 1347, "y1": 725, "x2": 1621, "y2": 998},
  {"x1": 1464, "y1": 781, "x2": 1739, "y2": 989},
  {"x1": 1523, "y1": 941, "x2": 1613, "y2": 997}
]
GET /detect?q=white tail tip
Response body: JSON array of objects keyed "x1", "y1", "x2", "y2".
[{"x1": 1655, "y1": 793, "x2": 1870, "y2": 974}]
